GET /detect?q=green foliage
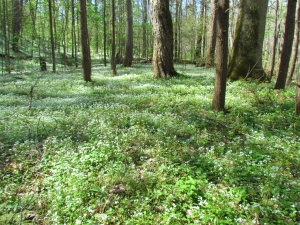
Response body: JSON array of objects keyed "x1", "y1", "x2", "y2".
[{"x1": 0, "y1": 64, "x2": 299, "y2": 224}]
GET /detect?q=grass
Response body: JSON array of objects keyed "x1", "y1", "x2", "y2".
[{"x1": 0, "y1": 63, "x2": 299, "y2": 224}]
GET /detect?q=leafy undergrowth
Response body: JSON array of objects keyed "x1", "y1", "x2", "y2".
[{"x1": 0, "y1": 64, "x2": 299, "y2": 224}]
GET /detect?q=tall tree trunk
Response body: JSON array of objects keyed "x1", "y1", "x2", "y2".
[
  {"x1": 286, "y1": 0, "x2": 300, "y2": 86},
  {"x1": 205, "y1": 0, "x2": 217, "y2": 67},
  {"x1": 62, "y1": 4, "x2": 70, "y2": 66},
  {"x1": 227, "y1": 0, "x2": 268, "y2": 80},
  {"x1": 103, "y1": 0, "x2": 107, "y2": 66},
  {"x1": 79, "y1": 0, "x2": 92, "y2": 82},
  {"x1": 3, "y1": 0, "x2": 11, "y2": 73},
  {"x1": 212, "y1": 0, "x2": 229, "y2": 112},
  {"x1": 269, "y1": 0, "x2": 279, "y2": 80},
  {"x1": 202, "y1": 1, "x2": 207, "y2": 58},
  {"x1": 174, "y1": 0, "x2": 181, "y2": 62},
  {"x1": 195, "y1": 0, "x2": 206, "y2": 65},
  {"x1": 29, "y1": 0, "x2": 38, "y2": 58},
  {"x1": 12, "y1": 0, "x2": 23, "y2": 53},
  {"x1": 150, "y1": 0, "x2": 177, "y2": 78},
  {"x1": 229, "y1": 0, "x2": 236, "y2": 48},
  {"x1": 111, "y1": 0, "x2": 117, "y2": 76},
  {"x1": 48, "y1": 0, "x2": 56, "y2": 73},
  {"x1": 275, "y1": 0, "x2": 297, "y2": 89},
  {"x1": 94, "y1": 0, "x2": 100, "y2": 54},
  {"x1": 123, "y1": 0, "x2": 133, "y2": 67},
  {"x1": 71, "y1": 0, "x2": 75, "y2": 58},
  {"x1": 142, "y1": 0, "x2": 148, "y2": 58}
]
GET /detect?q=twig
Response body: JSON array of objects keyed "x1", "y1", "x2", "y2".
[{"x1": 29, "y1": 74, "x2": 43, "y2": 110}]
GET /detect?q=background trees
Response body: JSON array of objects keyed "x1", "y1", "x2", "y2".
[{"x1": 0, "y1": 0, "x2": 299, "y2": 111}]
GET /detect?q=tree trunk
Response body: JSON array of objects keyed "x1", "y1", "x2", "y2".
[
  {"x1": 212, "y1": 0, "x2": 229, "y2": 112},
  {"x1": 205, "y1": 0, "x2": 217, "y2": 67},
  {"x1": 79, "y1": 0, "x2": 92, "y2": 82},
  {"x1": 12, "y1": 0, "x2": 23, "y2": 53},
  {"x1": 123, "y1": 0, "x2": 133, "y2": 67},
  {"x1": 71, "y1": 0, "x2": 78, "y2": 67},
  {"x1": 111, "y1": 0, "x2": 117, "y2": 76},
  {"x1": 202, "y1": 1, "x2": 207, "y2": 58},
  {"x1": 103, "y1": 0, "x2": 107, "y2": 66},
  {"x1": 227, "y1": 0, "x2": 268, "y2": 80},
  {"x1": 229, "y1": 0, "x2": 236, "y2": 48},
  {"x1": 269, "y1": 0, "x2": 279, "y2": 80},
  {"x1": 48, "y1": 0, "x2": 56, "y2": 73},
  {"x1": 174, "y1": 0, "x2": 181, "y2": 62},
  {"x1": 3, "y1": 0, "x2": 11, "y2": 73},
  {"x1": 286, "y1": 0, "x2": 300, "y2": 86},
  {"x1": 142, "y1": 0, "x2": 148, "y2": 58},
  {"x1": 195, "y1": 0, "x2": 206, "y2": 65},
  {"x1": 275, "y1": 0, "x2": 297, "y2": 89},
  {"x1": 150, "y1": 0, "x2": 177, "y2": 78}
]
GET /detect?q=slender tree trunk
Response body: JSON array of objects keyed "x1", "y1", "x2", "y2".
[
  {"x1": 202, "y1": 1, "x2": 207, "y2": 58},
  {"x1": 142, "y1": 0, "x2": 148, "y2": 58},
  {"x1": 123, "y1": 0, "x2": 133, "y2": 67},
  {"x1": 71, "y1": 0, "x2": 76, "y2": 60},
  {"x1": 62, "y1": 4, "x2": 70, "y2": 66},
  {"x1": 29, "y1": 0, "x2": 38, "y2": 58},
  {"x1": 48, "y1": 0, "x2": 56, "y2": 73},
  {"x1": 286, "y1": 0, "x2": 300, "y2": 86},
  {"x1": 212, "y1": 0, "x2": 229, "y2": 112},
  {"x1": 95, "y1": 0, "x2": 100, "y2": 54},
  {"x1": 229, "y1": 0, "x2": 236, "y2": 48},
  {"x1": 195, "y1": 0, "x2": 205, "y2": 66},
  {"x1": 275, "y1": 0, "x2": 297, "y2": 89},
  {"x1": 150, "y1": 0, "x2": 177, "y2": 78},
  {"x1": 174, "y1": 0, "x2": 180, "y2": 62},
  {"x1": 3, "y1": 0, "x2": 11, "y2": 73},
  {"x1": 269, "y1": 0, "x2": 279, "y2": 80},
  {"x1": 111, "y1": 0, "x2": 117, "y2": 76},
  {"x1": 227, "y1": 0, "x2": 268, "y2": 80},
  {"x1": 103, "y1": 0, "x2": 107, "y2": 66},
  {"x1": 205, "y1": 0, "x2": 217, "y2": 67},
  {"x1": 79, "y1": 0, "x2": 92, "y2": 82},
  {"x1": 12, "y1": 0, "x2": 23, "y2": 53}
]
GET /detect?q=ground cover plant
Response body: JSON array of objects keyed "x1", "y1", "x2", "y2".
[{"x1": 0, "y1": 64, "x2": 299, "y2": 224}]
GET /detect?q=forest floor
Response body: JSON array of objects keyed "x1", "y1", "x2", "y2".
[{"x1": 0, "y1": 63, "x2": 299, "y2": 224}]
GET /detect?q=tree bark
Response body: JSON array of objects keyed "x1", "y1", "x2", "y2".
[
  {"x1": 123, "y1": 0, "x2": 133, "y2": 67},
  {"x1": 286, "y1": 0, "x2": 300, "y2": 86},
  {"x1": 79, "y1": 0, "x2": 92, "y2": 82},
  {"x1": 111, "y1": 0, "x2": 117, "y2": 76},
  {"x1": 227, "y1": 0, "x2": 268, "y2": 80},
  {"x1": 269, "y1": 0, "x2": 279, "y2": 80},
  {"x1": 48, "y1": 0, "x2": 56, "y2": 73},
  {"x1": 71, "y1": 0, "x2": 78, "y2": 67},
  {"x1": 103, "y1": 0, "x2": 107, "y2": 66},
  {"x1": 275, "y1": 0, "x2": 297, "y2": 89},
  {"x1": 142, "y1": 0, "x2": 148, "y2": 58},
  {"x1": 12, "y1": 0, "x2": 23, "y2": 53},
  {"x1": 150, "y1": 0, "x2": 177, "y2": 78},
  {"x1": 205, "y1": 0, "x2": 217, "y2": 67},
  {"x1": 212, "y1": 0, "x2": 229, "y2": 112},
  {"x1": 3, "y1": 0, "x2": 11, "y2": 73},
  {"x1": 195, "y1": 0, "x2": 206, "y2": 65}
]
